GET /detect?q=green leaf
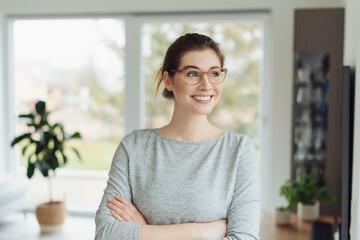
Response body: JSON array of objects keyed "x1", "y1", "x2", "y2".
[
  {"x1": 277, "y1": 206, "x2": 288, "y2": 211},
  {"x1": 19, "y1": 113, "x2": 35, "y2": 120},
  {"x1": 27, "y1": 163, "x2": 35, "y2": 179},
  {"x1": 26, "y1": 123, "x2": 37, "y2": 128},
  {"x1": 35, "y1": 143, "x2": 45, "y2": 155},
  {"x1": 22, "y1": 145, "x2": 30, "y2": 156},
  {"x1": 27, "y1": 156, "x2": 35, "y2": 179},
  {"x1": 35, "y1": 101, "x2": 46, "y2": 114},
  {"x1": 55, "y1": 151, "x2": 65, "y2": 165},
  {"x1": 56, "y1": 123, "x2": 66, "y2": 139},
  {"x1": 48, "y1": 155, "x2": 59, "y2": 170},
  {"x1": 70, "y1": 132, "x2": 82, "y2": 139},
  {"x1": 63, "y1": 155, "x2": 68, "y2": 164},
  {"x1": 36, "y1": 160, "x2": 50, "y2": 177},
  {"x1": 11, "y1": 133, "x2": 32, "y2": 147},
  {"x1": 72, "y1": 148, "x2": 82, "y2": 162},
  {"x1": 60, "y1": 150, "x2": 68, "y2": 165},
  {"x1": 50, "y1": 123, "x2": 60, "y2": 131},
  {"x1": 39, "y1": 111, "x2": 50, "y2": 127},
  {"x1": 53, "y1": 137, "x2": 63, "y2": 152},
  {"x1": 42, "y1": 132, "x2": 52, "y2": 146}
]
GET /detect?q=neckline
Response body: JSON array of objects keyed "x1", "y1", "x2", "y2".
[{"x1": 154, "y1": 128, "x2": 227, "y2": 144}]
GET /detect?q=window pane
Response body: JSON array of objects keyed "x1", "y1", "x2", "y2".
[
  {"x1": 13, "y1": 18, "x2": 125, "y2": 207},
  {"x1": 143, "y1": 22, "x2": 263, "y2": 148}
]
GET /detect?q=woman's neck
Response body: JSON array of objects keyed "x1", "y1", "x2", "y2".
[{"x1": 158, "y1": 109, "x2": 223, "y2": 142}]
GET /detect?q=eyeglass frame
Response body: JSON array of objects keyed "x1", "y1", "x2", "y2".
[{"x1": 168, "y1": 66, "x2": 228, "y2": 85}]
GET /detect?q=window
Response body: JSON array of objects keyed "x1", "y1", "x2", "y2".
[{"x1": 12, "y1": 18, "x2": 125, "y2": 208}]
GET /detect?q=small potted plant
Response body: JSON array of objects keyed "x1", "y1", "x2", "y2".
[
  {"x1": 11, "y1": 100, "x2": 82, "y2": 233},
  {"x1": 292, "y1": 173, "x2": 336, "y2": 221},
  {"x1": 275, "y1": 180, "x2": 296, "y2": 225}
]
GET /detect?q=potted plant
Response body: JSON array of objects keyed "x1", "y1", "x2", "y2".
[
  {"x1": 11, "y1": 100, "x2": 82, "y2": 233},
  {"x1": 275, "y1": 180, "x2": 296, "y2": 225},
  {"x1": 292, "y1": 173, "x2": 336, "y2": 221}
]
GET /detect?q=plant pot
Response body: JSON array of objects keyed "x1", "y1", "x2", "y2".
[
  {"x1": 275, "y1": 209, "x2": 291, "y2": 225},
  {"x1": 297, "y1": 200, "x2": 319, "y2": 221},
  {"x1": 36, "y1": 201, "x2": 67, "y2": 233}
]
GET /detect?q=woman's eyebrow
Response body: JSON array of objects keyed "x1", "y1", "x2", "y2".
[
  {"x1": 182, "y1": 65, "x2": 221, "y2": 70},
  {"x1": 182, "y1": 65, "x2": 200, "y2": 69}
]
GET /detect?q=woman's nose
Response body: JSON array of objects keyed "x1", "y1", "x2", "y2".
[{"x1": 198, "y1": 73, "x2": 213, "y2": 90}]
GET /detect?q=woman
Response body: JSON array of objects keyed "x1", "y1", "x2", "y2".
[{"x1": 95, "y1": 33, "x2": 260, "y2": 240}]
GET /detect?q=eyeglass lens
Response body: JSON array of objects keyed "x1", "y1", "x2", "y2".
[{"x1": 183, "y1": 68, "x2": 225, "y2": 84}]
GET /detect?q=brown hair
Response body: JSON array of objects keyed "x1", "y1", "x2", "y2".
[{"x1": 154, "y1": 33, "x2": 225, "y2": 99}]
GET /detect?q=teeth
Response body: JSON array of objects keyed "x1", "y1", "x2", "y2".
[{"x1": 193, "y1": 96, "x2": 211, "y2": 101}]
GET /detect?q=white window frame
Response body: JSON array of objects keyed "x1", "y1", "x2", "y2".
[
  {"x1": 0, "y1": 12, "x2": 272, "y2": 214},
  {"x1": 3, "y1": 14, "x2": 131, "y2": 178}
]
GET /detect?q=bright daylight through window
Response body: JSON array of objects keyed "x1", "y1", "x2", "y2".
[{"x1": 13, "y1": 18, "x2": 125, "y2": 208}]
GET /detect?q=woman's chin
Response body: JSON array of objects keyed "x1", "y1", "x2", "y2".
[{"x1": 191, "y1": 106, "x2": 215, "y2": 116}]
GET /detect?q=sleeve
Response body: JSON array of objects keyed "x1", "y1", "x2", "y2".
[
  {"x1": 95, "y1": 142, "x2": 141, "y2": 240},
  {"x1": 221, "y1": 136, "x2": 261, "y2": 240}
]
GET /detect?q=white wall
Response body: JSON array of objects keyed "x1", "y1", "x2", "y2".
[
  {"x1": 344, "y1": 0, "x2": 360, "y2": 237},
  {"x1": 0, "y1": 0, "x2": 345, "y2": 213}
]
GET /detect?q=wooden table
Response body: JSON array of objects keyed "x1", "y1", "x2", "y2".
[{"x1": 260, "y1": 212, "x2": 337, "y2": 240}]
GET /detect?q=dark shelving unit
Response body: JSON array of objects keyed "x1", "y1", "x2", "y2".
[
  {"x1": 291, "y1": 51, "x2": 329, "y2": 187},
  {"x1": 293, "y1": 8, "x2": 344, "y2": 215}
]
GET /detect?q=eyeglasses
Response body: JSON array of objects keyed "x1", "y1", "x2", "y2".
[{"x1": 169, "y1": 66, "x2": 227, "y2": 85}]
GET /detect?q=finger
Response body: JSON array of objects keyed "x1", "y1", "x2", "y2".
[
  {"x1": 115, "y1": 195, "x2": 139, "y2": 214},
  {"x1": 112, "y1": 196, "x2": 147, "y2": 224},
  {"x1": 108, "y1": 198, "x2": 135, "y2": 221},
  {"x1": 110, "y1": 210, "x2": 125, "y2": 222},
  {"x1": 107, "y1": 203, "x2": 132, "y2": 222},
  {"x1": 108, "y1": 202, "x2": 130, "y2": 221}
]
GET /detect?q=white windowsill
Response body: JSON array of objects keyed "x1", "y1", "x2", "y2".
[
  {"x1": 25, "y1": 204, "x2": 97, "y2": 217},
  {"x1": 18, "y1": 167, "x2": 109, "y2": 179}
]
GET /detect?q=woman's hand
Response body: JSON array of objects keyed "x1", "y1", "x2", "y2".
[{"x1": 107, "y1": 195, "x2": 148, "y2": 225}]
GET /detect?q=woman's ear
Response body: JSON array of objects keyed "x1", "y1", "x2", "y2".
[{"x1": 163, "y1": 71, "x2": 172, "y2": 92}]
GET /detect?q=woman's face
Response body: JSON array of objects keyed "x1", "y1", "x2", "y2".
[{"x1": 164, "y1": 49, "x2": 224, "y2": 116}]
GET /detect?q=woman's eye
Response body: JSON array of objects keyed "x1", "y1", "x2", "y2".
[
  {"x1": 210, "y1": 71, "x2": 220, "y2": 77},
  {"x1": 186, "y1": 71, "x2": 199, "y2": 77}
]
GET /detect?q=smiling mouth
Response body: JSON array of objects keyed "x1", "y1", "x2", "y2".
[{"x1": 191, "y1": 95, "x2": 214, "y2": 101}]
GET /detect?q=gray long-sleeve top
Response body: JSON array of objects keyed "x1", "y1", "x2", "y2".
[{"x1": 95, "y1": 128, "x2": 260, "y2": 240}]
